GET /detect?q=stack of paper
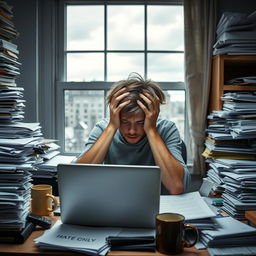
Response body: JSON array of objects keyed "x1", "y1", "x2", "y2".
[
  {"x1": 0, "y1": 137, "x2": 43, "y2": 164},
  {"x1": 203, "y1": 91, "x2": 256, "y2": 219},
  {"x1": 0, "y1": 122, "x2": 42, "y2": 138},
  {"x1": 0, "y1": 87, "x2": 25, "y2": 120},
  {"x1": 33, "y1": 155, "x2": 75, "y2": 179},
  {"x1": 213, "y1": 11, "x2": 256, "y2": 55},
  {"x1": 35, "y1": 220, "x2": 155, "y2": 255},
  {"x1": 34, "y1": 140, "x2": 60, "y2": 160},
  {"x1": 226, "y1": 76, "x2": 256, "y2": 86},
  {"x1": 0, "y1": 1, "x2": 63, "y2": 236},
  {"x1": 0, "y1": 166, "x2": 32, "y2": 230},
  {"x1": 0, "y1": 1, "x2": 19, "y2": 41},
  {"x1": 35, "y1": 220, "x2": 119, "y2": 255},
  {"x1": 32, "y1": 155, "x2": 75, "y2": 195},
  {"x1": 208, "y1": 246, "x2": 256, "y2": 256},
  {"x1": 201, "y1": 217, "x2": 256, "y2": 247}
]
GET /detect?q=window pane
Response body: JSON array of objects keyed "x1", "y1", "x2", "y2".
[
  {"x1": 147, "y1": 6, "x2": 184, "y2": 51},
  {"x1": 160, "y1": 90, "x2": 185, "y2": 140},
  {"x1": 147, "y1": 53, "x2": 184, "y2": 82},
  {"x1": 107, "y1": 53, "x2": 144, "y2": 81},
  {"x1": 67, "y1": 5, "x2": 104, "y2": 50},
  {"x1": 107, "y1": 5, "x2": 144, "y2": 50},
  {"x1": 67, "y1": 53, "x2": 104, "y2": 81},
  {"x1": 64, "y1": 90, "x2": 105, "y2": 153}
]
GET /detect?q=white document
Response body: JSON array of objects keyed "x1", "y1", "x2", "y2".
[
  {"x1": 35, "y1": 220, "x2": 121, "y2": 255},
  {"x1": 159, "y1": 191, "x2": 216, "y2": 220}
]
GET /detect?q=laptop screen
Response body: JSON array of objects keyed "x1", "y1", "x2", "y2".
[{"x1": 57, "y1": 163, "x2": 161, "y2": 228}]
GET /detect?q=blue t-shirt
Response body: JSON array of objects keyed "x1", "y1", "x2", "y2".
[{"x1": 77, "y1": 118, "x2": 191, "y2": 194}]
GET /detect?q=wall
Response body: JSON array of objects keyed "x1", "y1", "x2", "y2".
[
  {"x1": 8, "y1": 0, "x2": 38, "y2": 123},
  {"x1": 217, "y1": 0, "x2": 256, "y2": 20}
]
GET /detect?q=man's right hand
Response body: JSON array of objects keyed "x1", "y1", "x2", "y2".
[{"x1": 109, "y1": 87, "x2": 130, "y2": 130}]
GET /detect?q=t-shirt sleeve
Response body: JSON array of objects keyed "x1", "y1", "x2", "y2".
[
  {"x1": 74, "y1": 119, "x2": 107, "y2": 161},
  {"x1": 159, "y1": 121, "x2": 191, "y2": 193}
]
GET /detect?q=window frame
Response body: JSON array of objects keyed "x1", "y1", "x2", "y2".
[{"x1": 55, "y1": 0, "x2": 188, "y2": 155}]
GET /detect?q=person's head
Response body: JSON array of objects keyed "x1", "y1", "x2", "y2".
[{"x1": 106, "y1": 73, "x2": 165, "y2": 144}]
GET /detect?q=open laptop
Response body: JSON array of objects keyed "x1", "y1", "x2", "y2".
[{"x1": 57, "y1": 163, "x2": 161, "y2": 228}]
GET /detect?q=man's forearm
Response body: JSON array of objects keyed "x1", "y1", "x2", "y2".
[
  {"x1": 147, "y1": 130, "x2": 184, "y2": 194},
  {"x1": 76, "y1": 125, "x2": 117, "y2": 164}
]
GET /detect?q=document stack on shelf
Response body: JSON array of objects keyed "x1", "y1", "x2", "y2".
[
  {"x1": 226, "y1": 76, "x2": 256, "y2": 86},
  {"x1": 203, "y1": 91, "x2": 256, "y2": 220},
  {"x1": 213, "y1": 10, "x2": 256, "y2": 55}
]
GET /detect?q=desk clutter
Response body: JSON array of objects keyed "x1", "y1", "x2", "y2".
[
  {"x1": 33, "y1": 192, "x2": 256, "y2": 256},
  {"x1": 0, "y1": 0, "x2": 74, "y2": 243}
]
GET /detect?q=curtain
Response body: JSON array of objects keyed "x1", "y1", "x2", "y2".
[{"x1": 184, "y1": 0, "x2": 217, "y2": 176}]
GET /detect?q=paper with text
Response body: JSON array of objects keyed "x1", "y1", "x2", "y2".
[{"x1": 160, "y1": 191, "x2": 216, "y2": 220}]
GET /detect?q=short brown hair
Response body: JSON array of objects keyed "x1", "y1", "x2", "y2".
[{"x1": 106, "y1": 73, "x2": 165, "y2": 115}]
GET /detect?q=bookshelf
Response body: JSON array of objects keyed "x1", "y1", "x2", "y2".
[{"x1": 209, "y1": 55, "x2": 256, "y2": 113}]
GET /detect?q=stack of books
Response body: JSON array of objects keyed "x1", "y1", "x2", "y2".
[{"x1": 203, "y1": 91, "x2": 256, "y2": 219}]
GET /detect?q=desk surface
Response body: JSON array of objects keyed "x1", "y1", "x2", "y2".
[{"x1": 0, "y1": 215, "x2": 209, "y2": 256}]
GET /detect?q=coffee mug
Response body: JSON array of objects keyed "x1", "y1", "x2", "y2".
[
  {"x1": 156, "y1": 212, "x2": 199, "y2": 254},
  {"x1": 31, "y1": 184, "x2": 58, "y2": 216}
]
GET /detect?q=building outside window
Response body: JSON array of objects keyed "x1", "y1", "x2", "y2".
[{"x1": 57, "y1": 0, "x2": 186, "y2": 154}]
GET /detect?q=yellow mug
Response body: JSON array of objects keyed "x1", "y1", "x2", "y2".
[{"x1": 31, "y1": 184, "x2": 58, "y2": 216}]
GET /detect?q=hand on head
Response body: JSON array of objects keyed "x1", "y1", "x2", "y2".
[
  {"x1": 137, "y1": 92, "x2": 160, "y2": 133},
  {"x1": 109, "y1": 86, "x2": 160, "y2": 134},
  {"x1": 109, "y1": 87, "x2": 130, "y2": 130}
]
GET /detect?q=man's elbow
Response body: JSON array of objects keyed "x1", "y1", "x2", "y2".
[{"x1": 169, "y1": 182, "x2": 184, "y2": 195}]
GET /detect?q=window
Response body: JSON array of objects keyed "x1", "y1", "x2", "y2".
[{"x1": 57, "y1": 0, "x2": 186, "y2": 154}]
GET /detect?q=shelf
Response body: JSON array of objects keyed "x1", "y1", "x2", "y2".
[
  {"x1": 209, "y1": 54, "x2": 256, "y2": 112},
  {"x1": 223, "y1": 85, "x2": 256, "y2": 91}
]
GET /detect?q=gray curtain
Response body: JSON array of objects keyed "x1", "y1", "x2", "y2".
[{"x1": 184, "y1": 0, "x2": 217, "y2": 175}]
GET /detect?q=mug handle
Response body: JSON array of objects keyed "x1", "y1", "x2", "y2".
[
  {"x1": 46, "y1": 194, "x2": 58, "y2": 212},
  {"x1": 183, "y1": 224, "x2": 199, "y2": 248}
]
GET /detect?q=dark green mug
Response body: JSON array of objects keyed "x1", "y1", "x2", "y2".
[{"x1": 156, "y1": 212, "x2": 199, "y2": 255}]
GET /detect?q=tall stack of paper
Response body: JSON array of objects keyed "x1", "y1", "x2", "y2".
[
  {"x1": 0, "y1": 1, "x2": 62, "y2": 235},
  {"x1": 0, "y1": 0, "x2": 32, "y2": 233},
  {"x1": 203, "y1": 91, "x2": 256, "y2": 219},
  {"x1": 213, "y1": 11, "x2": 256, "y2": 55}
]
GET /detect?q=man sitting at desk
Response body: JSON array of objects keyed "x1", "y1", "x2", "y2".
[{"x1": 76, "y1": 73, "x2": 190, "y2": 195}]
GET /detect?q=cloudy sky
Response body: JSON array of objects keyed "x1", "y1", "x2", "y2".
[{"x1": 66, "y1": 4, "x2": 184, "y2": 82}]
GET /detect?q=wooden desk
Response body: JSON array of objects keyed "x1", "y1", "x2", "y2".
[
  {"x1": 245, "y1": 211, "x2": 256, "y2": 226},
  {"x1": 0, "y1": 215, "x2": 209, "y2": 256}
]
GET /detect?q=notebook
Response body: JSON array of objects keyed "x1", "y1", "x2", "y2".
[{"x1": 57, "y1": 163, "x2": 161, "y2": 228}]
